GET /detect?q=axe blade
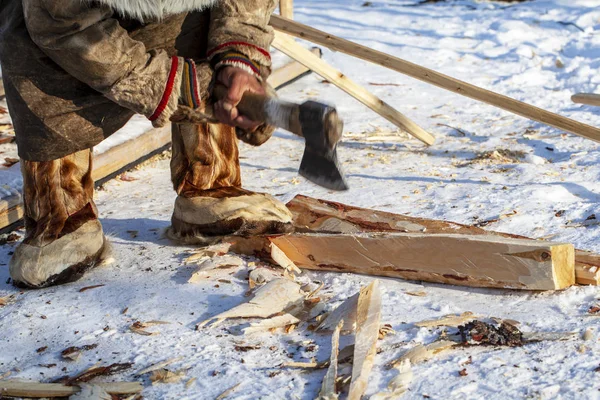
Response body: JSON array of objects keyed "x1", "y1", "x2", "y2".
[
  {"x1": 299, "y1": 146, "x2": 349, "y2": 191},
  {"x1": 297, "y1": 100, "x2": 349, "y2": 191}
]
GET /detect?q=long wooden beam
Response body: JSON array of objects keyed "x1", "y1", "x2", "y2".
[
  {"x1": 270, "y1": 233, "x2": 575, "y2": 291},
  {"x1": 273, "y1": 33, "x2": 435, "y2": 145},
  {"x1": 268, "y1": 47, "x2": 321, "y2": 90},
  {"x1": 269, "y1": 15, "x2": 600, "y2": 143},
  {"x1": 287, "y1": 195, "x2": 599, "y2": 286}
]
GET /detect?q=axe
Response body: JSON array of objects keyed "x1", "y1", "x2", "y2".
[{"x1": 213, "y1": 85, "x2": 348, "y2": 191}]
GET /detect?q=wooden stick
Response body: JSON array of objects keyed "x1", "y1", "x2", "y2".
[
  {"x1": 272, "y1": 33, "x2": 435, "y2": 145},
  {"x1": 0, "y1": 380, "x2": 142, "y2": 397},
  {"x1": 270, "y1": 15, "x2": 600, "y2": 143},
  {"x1": 279, "y1": 0, "x2": 294, "y2": 19},
  {"x1": 269, "y1": 233, "x2": 575, "y2": 290},
  {"x1": 286, "y1": 195, "x2": 599, "y2": 286},
  {"x1": 268, "y1": 47, "x2": 321, "y2": 90},
  {"x1": 572, "y1": 93, "x2": 600, "y2": 107}
]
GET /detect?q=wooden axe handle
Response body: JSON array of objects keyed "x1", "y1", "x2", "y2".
[
  {"x1": 213, "y1": 84, "x2": 344, "y2": 148},
  {"x1": 213, "y1": 84, "x2": 302, "y2": 136}
]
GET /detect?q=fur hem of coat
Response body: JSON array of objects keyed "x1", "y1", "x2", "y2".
[{"x1": 89, "y1": 0, "x2": 219, "y2": 20}]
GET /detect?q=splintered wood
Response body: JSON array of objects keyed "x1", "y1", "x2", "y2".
[
  {"x1": 348, "y1": 280, "x2": 382, "y2": 400},
  {"x1": 286, "y1": 195, "x2": 596, "y2": 287},
  {"x1": 318, "y1": 320, "x2": 343, "y2": 400},
  {"x1": 196, "y1": 279, "x2": 304, "y2": 328},
  {"x1": 270, "y1": 233, "x2": 575, "y2": 290}
]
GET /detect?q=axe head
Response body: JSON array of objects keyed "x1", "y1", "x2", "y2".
[{"x1": 297, "y1": 100, "x2": 348, "y2": 191}]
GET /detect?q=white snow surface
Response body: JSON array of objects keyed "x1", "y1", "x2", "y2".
[{"x1": 2, "y1": 0, "x2": 600, "y2": 399}]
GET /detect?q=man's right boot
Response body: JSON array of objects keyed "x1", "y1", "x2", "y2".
[{"x1": 9, "y1": 149, "x2": 109, "y2": 289}]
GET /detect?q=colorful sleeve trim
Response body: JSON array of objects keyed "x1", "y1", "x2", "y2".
[
  {"x1": 207, "y1": 41, "x2": 271, "y2": 61},
  {"x1": 149, "y1": 56, "x2": 179, "y2": 121},
  {"x1": 214, "y1": 51, "x2": 261, "y2": 76},
  {"x1": 181, "y1": 59, "x2": 201, "y2": 109}
]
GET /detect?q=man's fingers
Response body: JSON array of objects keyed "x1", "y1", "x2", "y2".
[{"x1": 234, "y1": 115, "x2": 260, "y2": 131}]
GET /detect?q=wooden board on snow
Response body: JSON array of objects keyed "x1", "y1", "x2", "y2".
[
  {"x1": 286, "y1": 195, "x2": 598, "y2": 286},
  {"x1": 269, "y1": 233, "x2": 575, "y2": 290}
]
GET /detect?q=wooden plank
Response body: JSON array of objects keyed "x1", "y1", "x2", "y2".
[
  {"x1": 268, "y1": 47, "x2": 321, "y2": 90},
  {"x1": 279, "y1": 0, "x2": 293, "y2": 19},
  {"x1": 0, "y1": 380, "x2": 142, "y2": 397},
  {"x1": 272, "y1": 33, "x2": 435, "y2": 146},
  {"x1": 572, "y1": 93, "x2": 600, "y2": 107},
  {"x1": 270, "y1": 15, "x2": 600, "y2": 144},
  {"x1": 92, "y1": 125, "x2": 171, "y2": 182},
  {"x1": 286, "y1": 195, "x2": 599, "y2": 286},
  {"x1": 269, "y1": 233, "x2": 575, "y2": 290}
]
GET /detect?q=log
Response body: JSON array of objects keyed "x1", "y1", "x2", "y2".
[
  {"x1": 269, "y1": 233, "x2": 575, "y2": 290},
  {"x1": 0, "y1": 380, "x2": 142, "y2": 397},
  {"x1": 269, "y1": 15, "x2": 600, "y2": 143},
  {"x1": 268, "y1": 47, "x2": 321, "y2": 90},
  {"x1": 279, "y1": 0, "x2": 293, "y2": 19},
  {"x1": 572, "y1": 93, "x2": 600, "y2": 107},
  {"x1": 286, "y1": 195, "x2": 599, "y2": 286},
  {"x1": 272, "y1": 33, "x2": 435, "y2": 145}
]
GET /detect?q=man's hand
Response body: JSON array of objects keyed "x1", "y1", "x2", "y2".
[{"x1": 214, "y1": 66, "x2": 264, "y2": 131}]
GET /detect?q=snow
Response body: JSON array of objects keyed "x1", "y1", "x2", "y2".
[{"x1": 1, "y1": 0, "x2": 600, "y2": 398}]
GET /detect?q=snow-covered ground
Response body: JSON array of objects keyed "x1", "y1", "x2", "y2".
[{"x1": 2, "y1": 0, "x2": 600, "y2": 398}]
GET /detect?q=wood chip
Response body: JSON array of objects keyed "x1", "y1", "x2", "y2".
[
  {"x1": 582, "y1": 328, "x2": 594, "y2": 341},
  {"x1": 282, "y1": 361, "x2": 319, "y2": 368},
  {"x1": 61, "y1": 344, "x2": 98, "y2": 361},
  {"x1": 0, "y1": 380, "x2": 143, "y2": 397},
  {"x1": 271, "y1": 242, "x2": 302, "y2": 274},
  {"x1": 135, "y1": 356, "x2": 184, "y2": 376},
  {"x1": 415, "y1": 312, "x2": 478, "y2": 328},
  {"x1": 183, "y1": 243, "x2": 232, "y2": 264},
  {"x1": 241, "y1": 314, "x2": 300, "y2": 334},
  {"x1": 196, "y1": 279, "x2": 305, "y2": 329},
  {"x1": 317, "y1": 292, "x2": 359, "y2": 333},
  {"x1": 55, "y1": 363, "x2": 133, "y2": 386},
  {"x1": 318, "y1": 320, "x2": 343, "y2": 400},
  {"x1": 188, "y1": 255, "x2": 245, "y2": 283},
  {"x1": 371, "y1": 359, "x2": 412, "y2": 400},
  {"x1": 405, "y1": 291, "x2": 427, "y2": 297},
  {"x1": 0, "y1": 295, "x2": 15, "y2": 307},
  {"x1": 388, "y1": 340, "x2": 458, "y2": 369},
  {"x1": 78, "y1": 284, "x2": 105, "y2": 293},
  {"x1": 186, "y1": 377, "x2": 197, "y2": 388},
  {"x1": 216, "y1": 383, "x2": 241, "y2": 400},
  {"x1": 149, "y1": 369, "x2": 185, "y2": 384},
  {"x1": 348, "y1": 280, "x2": 382, "y2": 400},
  {"x1": 129, "y1": 321, "x2": 164, "y2": 336}
]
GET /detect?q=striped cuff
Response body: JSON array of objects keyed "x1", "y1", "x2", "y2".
[
  {"x1": 214, "y1": 51, "x2": 261, "y2": 78},
  {"x1": 180, "y1": 59, "x2": 201, "y2": 109}
]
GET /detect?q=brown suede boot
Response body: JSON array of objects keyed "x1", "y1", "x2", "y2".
[
  {"x1": 9, "y1": 149, "x2": 109, "y2": 288},
  {"x1": 166, "y1": 122, "x2": 293, "y2": 244}
]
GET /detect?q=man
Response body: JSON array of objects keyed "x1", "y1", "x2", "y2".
[{"x1": 0, "y1": 0, "x2": 294, "y2": 288}]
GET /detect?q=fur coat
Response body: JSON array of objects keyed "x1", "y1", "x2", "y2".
[{"x1": 0, "y1": 0, "x2": 276, "y2": 161}]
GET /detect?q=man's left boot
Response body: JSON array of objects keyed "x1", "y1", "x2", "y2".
[
  {"x1": 9, "y1": 149, "x2": 109, "y2": 288},
  {"x1": 167, "y1": 122, "x2": 294, "y2": 245}
]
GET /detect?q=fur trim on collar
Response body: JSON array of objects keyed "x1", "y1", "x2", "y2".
[{"x1": 91, "y1": 0, "x2": 219, "y2": 21}]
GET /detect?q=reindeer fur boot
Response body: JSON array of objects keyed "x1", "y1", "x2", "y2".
[
  {"x1": 9, "y1": 150, "x2": 110, "y2": 288},
  {"x1": 167, "y1": 122, "x2": 293, "y2": 245}
]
